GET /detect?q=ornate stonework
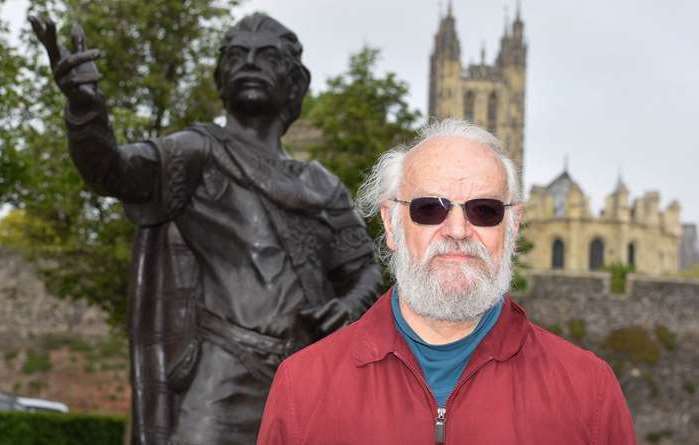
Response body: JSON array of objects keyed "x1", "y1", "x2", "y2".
[
  {"x1": 428, "y1": 2, "x2": 526, "y2": 181},
  {"x1": 523, "y1": 170, "x2": 682, "y2": 274}
]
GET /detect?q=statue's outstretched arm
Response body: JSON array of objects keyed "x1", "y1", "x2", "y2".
[{"x1": 29, "y1": 16, "x2": 157, "y2": 202}]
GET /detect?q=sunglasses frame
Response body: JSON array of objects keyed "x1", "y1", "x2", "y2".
[{"x1": 391, "y1": 197, "x2": 516, "y2": 227}]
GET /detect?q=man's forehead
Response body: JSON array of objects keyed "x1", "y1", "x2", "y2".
[
  {"x1": 402, "y1": 136, "x2": 508, "y2": 198},
  {"x1": 225, "y1": 31, "x2": 284, "y2": 49}
]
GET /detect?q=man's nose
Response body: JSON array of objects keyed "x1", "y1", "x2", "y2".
[{"x1": 441, "y1": 204, "x2": 475, "y2": 240}]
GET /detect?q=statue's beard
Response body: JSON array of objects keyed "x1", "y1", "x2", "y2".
[
  {"x1": 221, "y1": 89, "x2": 277, "y2": 117},
  {"x1": 220, "y1": 77, "x2": 284, "y2": 118},
  {"x1": 389, "y1": 212, "x2": 515, "y2": 322}
]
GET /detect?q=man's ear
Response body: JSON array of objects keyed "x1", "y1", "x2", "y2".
[{"x1": 380, "y1": 204, "x2": 397, "y2": 251}]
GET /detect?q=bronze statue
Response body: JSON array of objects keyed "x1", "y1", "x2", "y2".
[{"x1": 30, "y1": 13, "x2": 381, "y2": 444}]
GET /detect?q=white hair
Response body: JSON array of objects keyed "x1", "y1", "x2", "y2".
[{"x1": 356, "y1": 118, "x2": 522, "y2": 219}]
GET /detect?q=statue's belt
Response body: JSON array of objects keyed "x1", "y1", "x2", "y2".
[
  {"x1": 196, "y1": 305, "x2": 297, "y2": 356},
  {"x1": 171, "y1": 305, "x2": 298, "y2": 383}
]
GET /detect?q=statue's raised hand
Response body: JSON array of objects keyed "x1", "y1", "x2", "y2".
[{"x1": 29, "y1": 16, "x2": 102, "y2": 113}]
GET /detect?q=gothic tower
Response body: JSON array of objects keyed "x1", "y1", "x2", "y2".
[
  {"x1": 428, "y1": 2, "x2": 463, "y2": 118},
  {"x1": 428, "y1": 2, "x2": 527, "y2": 183}
]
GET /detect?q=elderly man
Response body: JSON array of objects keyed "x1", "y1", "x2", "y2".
[{"x1": 257, "y1": 119, "x2": 636, "y2": 444}]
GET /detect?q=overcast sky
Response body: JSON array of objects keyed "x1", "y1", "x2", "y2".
[{"x1": 2, "y1": 0, "x2": 698, "y2": 225}]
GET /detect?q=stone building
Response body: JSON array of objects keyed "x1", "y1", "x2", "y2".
[
  {"x1": 428, "y1": 2, "x2": 526, "y2": 181},
  {"x1": 523, "y1": 169, "x2": 682, "y2": 274},
  {"x1": 428, "y1": 4, "x2": 685, "y2": 275}
]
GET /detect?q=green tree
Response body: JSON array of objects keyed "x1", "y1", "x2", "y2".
[
  {"x1": 0, "y1": 11, "x2": 30, "y2": 204},
  {"x1": 305, "y1": 47, "x2": 421, "y2": 194},
  {"x1": 512, "y1": 231, "x2": 533, "y2": 292},
  {"x1": 0, "y1": 0, "x2": 238, "y2": 327}
]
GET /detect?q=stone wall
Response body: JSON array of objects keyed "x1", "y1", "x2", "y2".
[
  {"x1": 515, "y1": 270, "x2": 699, "y2": 445},
  {"x1": 0, "y1": 248, "x2": 110, "y2": 349}
]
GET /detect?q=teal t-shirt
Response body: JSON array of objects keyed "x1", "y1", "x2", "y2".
[{"x1": 391, "y1": 289, "x2": 503, "y2": 407}]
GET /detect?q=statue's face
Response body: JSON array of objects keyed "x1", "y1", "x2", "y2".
[{"x1": 218, "y1": 30, "x2": 294, "y2": 117}]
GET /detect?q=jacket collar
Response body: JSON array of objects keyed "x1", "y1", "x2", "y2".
[{"x1": 352, "y1": 287, "x2": 531, "y2": 367}]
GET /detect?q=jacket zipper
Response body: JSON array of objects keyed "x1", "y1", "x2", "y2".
[
  {"x1": 394, "y1": 351, "x2": 498, "y2": 444},
  {"x1": 440, "y1": 356, "x2": 497, "y2": 443},
  {"x1": 393, "y1": 351, "x2": 443, "y2": 443},
  {"x1": 435, "y1": 407, "x2": 447, "y2": 443}
]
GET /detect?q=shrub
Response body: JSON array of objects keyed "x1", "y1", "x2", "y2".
[
  {"x1": 546, "y1": 323, "x2": 563, "y2": 336},
  {"x1": 4, "y1": 350, "x2": 18, "y2": 364},
  {"x1": 645, "y1": 429, "x2": 673, "y2": 444},
  {"x1": 27, "y1": 380, "x2": 47, "y2": 395},
  {"x1": 21, "y1": 350, "x2": 52, "y2": 374},
  {"x1": 40, "y1": 334, "x2": 91, "y2": 353},
  {"x1": 603, "y1": 326, "x2": 660, "y2": 365},
  {"x1": 0, "y1": 411, "x2": 126, "y2": 445},
  {"x1": 683, "y1": 381, "x2": 696, "y2": 395},
  {"x1": 605, "y1": 262, "x2": 634, "y2": 294},
  {"x1": 567, "y1": 319, "x2": 586, "y2": 342},
  {"x1": 95, "y1": 335, "x2": 127, "y2": 360},
  {"x1": 510, "y1": 272, "x2": 528, "y2": 293},
  {"x1": 654, "y1": 325, "x2": 678, "y2": 351}
]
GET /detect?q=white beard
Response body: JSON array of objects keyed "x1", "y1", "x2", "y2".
[{"x1": 389, "y1": 213, "x2": 515, "y2": 322}]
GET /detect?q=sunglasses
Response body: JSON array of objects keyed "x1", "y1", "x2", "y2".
[{"x1": 391, "y1": 197, "x2": 515, "y2": 227}]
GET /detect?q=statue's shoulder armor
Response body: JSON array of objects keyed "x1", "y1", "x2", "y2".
[
  {"x1": 131, "y1": 128, "x2": 211, "y2": 223},
  {"x1": 158, "y1": 126, "x2": 213, "y2": 159},
  {"x1": 304, "y1": 160, "x2": 350, "y2": 206},
  {"x1": 185, "y1": 122, "x2": 228, "y2": 148},
  {"x1": 301, "y1": 161, "x2": 367, "y2": 231}
]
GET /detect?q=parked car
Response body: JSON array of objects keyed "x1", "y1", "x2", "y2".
[{"x1": 0, "y1": 392, "x2": 69, "y2": 413}]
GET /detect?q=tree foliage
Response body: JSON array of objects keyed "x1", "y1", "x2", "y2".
[
  {"x1": 0, "y1": 13, "x2": 31, "y2": 204},
  {"x1": 0, "y1": 0, "x2": 238, "y2": 327},
  {"x1": 305, "y1": 47, "x2": 421, "y2": 195}
]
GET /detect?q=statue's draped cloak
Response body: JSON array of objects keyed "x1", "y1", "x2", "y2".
[{"x1": 126, "y1": 124, "x2": 373, "y2": 444}]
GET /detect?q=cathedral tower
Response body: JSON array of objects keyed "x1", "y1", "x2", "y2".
[
  {"x1": 428, "y1": 2, "x2": 527, "y2": 183},
  {"x1": 428, "y1": 2, "x2": 463, "y2": 118}
]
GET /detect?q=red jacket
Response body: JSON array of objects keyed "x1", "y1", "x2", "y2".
[{"x1": 258, "y1": 291, "x2": 636, "y2": 444}]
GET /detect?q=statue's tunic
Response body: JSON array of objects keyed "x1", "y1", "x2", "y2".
[
  {"x1": 128, "y1": 132, "x2": 304, "y2": 339},
  {"x1": 119, "y1": 123, "x2": 377, "y2": 444}
]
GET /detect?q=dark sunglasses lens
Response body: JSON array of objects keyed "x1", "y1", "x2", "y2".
[
  {"x1": 465, "y1": 199, "x2": 505, "y2": 226},
  {"x1": 410, "y1": 197, "x2": 451, "y2": 224}
]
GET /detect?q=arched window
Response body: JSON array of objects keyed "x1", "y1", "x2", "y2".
[
  {"x1": 589, "y1": 238, "x2": 605, "y2": 270},
  {"x1": 464, "y1": 91, "x2": 475, "y2": 122},
  {"x1": 487, "y1": 91, "x2": 498, "y2": 133},
  {"x1": 551, "y1": 239, "x2": 565, "y2": 269},
  {"x1": 627, "y1": 242, "x2": 636, "y2": 269}
]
